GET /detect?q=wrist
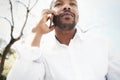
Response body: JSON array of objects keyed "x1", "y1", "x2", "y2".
[{"x1": 31, "y1": 32, "x2": 43, "y2": 47}]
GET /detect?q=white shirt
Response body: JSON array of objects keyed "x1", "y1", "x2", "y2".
[{"x1": 7, "y1": 27, "x2": 120, "y2": 80}]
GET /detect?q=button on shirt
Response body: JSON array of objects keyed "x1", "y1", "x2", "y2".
[{"x1": 7, "y1": 27, "x2": 120, "y2": 80}]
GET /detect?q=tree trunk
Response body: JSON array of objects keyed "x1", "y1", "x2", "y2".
[{"x1": 0, "y1": 39, "x2": 16, "y2": 77}]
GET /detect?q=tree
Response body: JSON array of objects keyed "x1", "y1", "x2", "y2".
[{"x1": 0, "y1": 0, "x2": 38, "y2": 77}]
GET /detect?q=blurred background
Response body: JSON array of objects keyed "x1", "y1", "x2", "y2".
[{"x1": 0, "y1": 0, "x2": 120, "y2": 79}]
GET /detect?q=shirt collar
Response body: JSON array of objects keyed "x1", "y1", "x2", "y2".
[
  {"x1": 54, "y1": 25, "x2": 85, "y2": 47},
  {"x1": 73, "y1": 25, "x2": 85, "y2": 41}
]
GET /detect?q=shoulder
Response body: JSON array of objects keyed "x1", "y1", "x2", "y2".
[{"x1": 79, "y1": 29, "x2": 113, "y2": 51}]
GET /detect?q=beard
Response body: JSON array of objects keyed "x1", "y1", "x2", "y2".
[{"x1": 53, "y1": 10, "x2": 77, "y2": 31}]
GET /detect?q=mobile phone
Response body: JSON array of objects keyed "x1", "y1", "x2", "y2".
[{"x1": 49, "y1": 14, "x2": 54, "y2": 27}]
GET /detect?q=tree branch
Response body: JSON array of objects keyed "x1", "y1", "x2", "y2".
[
  {"x1": 28, "y1": 0, "x2": 31, "y2": 8},
  {"x1": 0, "y1": 17, "x2": 12, "y2": 26},
  {"x1": 29, "y1": 0, "x2": 39, "y2": 12},
  {"x1": 15, "y1": 0, "x2": 39, "y2": 40},
  {"x1": 16, "y1": 0, "x2": 27, "y2": 9},
  {"x1": 15, "y1": 7, "x2": 29, "y2": 41},
  {"x1": 9, "y1": 0, "x2": 14, "y2": 39}
]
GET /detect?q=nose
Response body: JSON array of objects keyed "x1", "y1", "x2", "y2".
[{"x1": 63, "y1": 4, "x2": 71, "y2": 10}]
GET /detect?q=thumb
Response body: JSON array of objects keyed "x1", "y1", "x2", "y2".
[
  {"x1": 49, "y1": 25, "x2": 55, "y2": 32},
  {"x1": 32, "y1": 27, "x2": 37, "y2": 33}
]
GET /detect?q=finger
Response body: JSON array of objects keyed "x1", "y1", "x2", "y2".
[
  {"x1": 42, "y1": 9, "x2": 58, "y2": 15},
  {"x1": 41, "y1": 9, "x2": 57, "y2": 22},
  {"x1": 42, "y1": 14, "x2": 50, "y2": 22},
  {"x1": 49, "y1": 10, "x2": 58, "y2": 15},
  {"x1": 47, "y1": 16, "x2": 50, "y2": 21},
  {"x1": 49, "y1": 25, "x2": 55, "y2": 32}
]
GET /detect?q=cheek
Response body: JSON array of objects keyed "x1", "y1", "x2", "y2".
[{"x1": 52, "y1": 8, "x2": 61, "y2": 14}]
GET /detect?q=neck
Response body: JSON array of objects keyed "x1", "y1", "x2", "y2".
[{"x1": 55, "y1": 27, "x2": 76, "y2": 45}]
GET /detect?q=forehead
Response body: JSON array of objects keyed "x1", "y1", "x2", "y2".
[{"x1": 50, "y1": 0, "x2": 78, "y2": 9}]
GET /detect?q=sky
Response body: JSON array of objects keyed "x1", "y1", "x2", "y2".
[{"x1": 0, "y1": 0, "x2": 120, "y2": 48}]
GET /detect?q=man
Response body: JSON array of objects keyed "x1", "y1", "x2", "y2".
[{"x1": 7, "y1": 0, "x2": 120, "y2": 80}]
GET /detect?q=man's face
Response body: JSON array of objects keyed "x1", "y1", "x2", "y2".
[{"x1": 51, "y1": 0, "x2": 79, "y2": 30}]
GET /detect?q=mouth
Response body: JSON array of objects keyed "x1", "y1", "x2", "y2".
[
  {"x1": 60, "y1": 12, "x2": 74, "y2": 17},
  {"x1": 53, "y1": 11, "x2": 76, "y2": 26}
]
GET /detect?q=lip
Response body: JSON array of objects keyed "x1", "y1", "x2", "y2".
[{"x1": 60, "y1": 12, "x2": 74, "y2": 17}]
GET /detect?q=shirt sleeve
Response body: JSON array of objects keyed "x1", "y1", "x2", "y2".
[
  {"x1": 7, "y1": 45, "x2": 46, "y2": 80},
  {"x1": 106, "y1": 41, "x2": 120, "y2": 80}
]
